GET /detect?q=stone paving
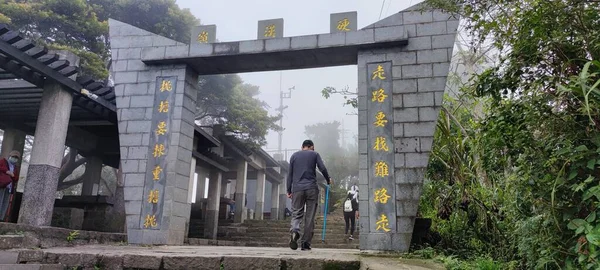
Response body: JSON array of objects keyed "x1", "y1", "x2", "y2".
[{"x1": 14, "y1": 245, "x2": 441, "y2": 269}]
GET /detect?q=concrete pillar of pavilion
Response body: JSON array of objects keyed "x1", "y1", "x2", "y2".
[
  {"x1": 0, "y1": 128, "x2": 26, "y2": 159},
  {"x1": 233, "y1": 161, "x2": 248, "y2": 223},
  {"x1": 18, "y1": 51, "x2": 78, "y2": 227},
  {"x1": 81, "y1": 156, "x2": 104, "y2": 196},
  {"x1": 204, "y1": 169, "x2": 221, "y2": 239},
  {"x1": 254, "y1": 170, "x2": 266, "y2": 220},
  {"x1": 195, "y1": 167, "x2": 207, "y2": 202},
  {"x1": 278, "y1": 178, "x2": 287, "y2": 220},
  {"x1": 270, "y1": 182, "x2": 280, "y2": 220}
]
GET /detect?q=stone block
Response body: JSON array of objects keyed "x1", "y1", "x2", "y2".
[
  {"x1": 404, "y1": 121, "x2": 436, "y2": 137},
  {"x1": 119, "y1": 134, "x2": 142, "y2": 146},
  {"x1": 127, "y1": 60, "x2": 146, "y2": 71},
  {"x1": 395, "y1": 153, "x2": 405, "y2": 167},
  {"x1": 392, "y1": 79, "x2": 418, "y2": 94},
  {"x1": 420, "y1": 137, "x2": 434, "y2": 152},
  {"x1": 396, "y1": 216, "x2": 416, "y2": 233},
  {"x1": 121, "y1": 160, "x2": 139, "y2": 173},
  {"x1": 114, "y1": 85, "x2": 125, "y2": 96},
  {"x1": 153, "y1": 36, "x2": 178, "y2": 47},
  {"x1": 142, "y1": 133, "x2": 150, "y2": 145},
  {"x1": 432, "y1": 34, "x2": 456, "y2": 49},
  {"x1": 393, "y1": 123, "x2": 404, "y2": 137},
  {"x1": 363, "y1": 233, "x2": 392, "y2": 251},
  {"x1": 129, "y1": 96, "x2": 154, "y2": 108},
  {"x1": 402, "y1": 64, "x2": 433, "y2": 79},
  {"x1": 418, "y1": 77, "x2": 447, "y2": 92},
  {"x1": 113, "y1": 60, "x2": 128, "y2": 72},
  {"x1": 433, "y1": 63, "x2": 451, "y2": 77},
  {"x1": 125, "y1": 200, "x2": 142, "y2": 214},
  {"x1": 403, "y1": 10, "x2": 433, "y2": 24},
  {"x1": 317, "y1": 33, "x2": 345, "y2": 47},
  {"x1": 395, "y1": 137, "x2": 420, "y2": 153},
  {"x1": 116, "y1": 97, "x2": 130, "y2": 108},
  {"x1": 416, "y1": 22, "x2": 448, "y2": 36},
  {"x1": 403, "y1": 93, "x2": 435, "y2": 108},
  {"x1": 358, "y1": 109, "x2": 368, "y2": 127},
  {"x1": 123, "y1": 254, "x2": 162, "y2": 269},
  {"x1": 265, "y1": 38, "x2": 290, "y2": 51},
  {"x1": 357, "y1": 53, "x2": 386, "y2": 67},
  {"x1": 137, "y1": 71, "x2": 156, "y2": 83},
  {"x1": 330, "y1": 11, "x2": 357, "y2": 33},
  {"x1": 127, "y1": 146, "x2": 148, "y2": 160},
  {"x1": 346, "y1": 29, "x2": 374, "y2": 45},
  {"x1": 214, "y1": 42, "x2": 240, "y2": 55},
  {"x1": 396, "y1": 184, "x2": 422, "y2": 201},
  {"x1": 359, "y1": 154, "x2": 368, "y2": 169},
  {"x1": 433, "y1": 10, "x2": 455, "y2": 21},
  {"x1": 118, "y1": 48, "x2": 142, "y2": 60},
  {"x1": 434, "y1": 91, "x2": 444, "y2": 106},
  {"x1": 124, "y1": 173, "x2": 146, "y2": 187},
  {"x1": 417, "y1": 49, "x2": 448, "y2": 64},
  {"x1": 392, "y1": 66, "x2": 402, "y2": 78},
  {"x1": 419, "y1": 107, "x2": 440, "y2": 122},
  {"x1": 405, "y1": 153, "x2": 431, "y2": 168},
  {"x1": 390, "y1": 233, "x2": 412, "y2": 252},
  {"x1": 114, "y1": 71, "x2": 138, "y2": 84},
  {"x1": 393, "y1": 108, "x2": 418, "y2": 123},
  {"x1": 395, "y1": 168, "x2": 426, "y2": 184},
  {"x1": 374, "y1": 26, "x2": 406, "y2": 42},
  {"x1": 124, "y1": 83, "x2": 150, "y2": 96},
  {"x1": 397, "y1": 201, "x2": 419, "y2": 218},
  {"x1": 163, "y1": 256, "x2": 221, "y2": 270},
  {"x1": 447, "y1": 20, "x2": 460, "y2": 34},
  {"x1": 359, "y1": 169, "x2": 368, "y2": 185},
  {"x1": 223, "y1": 257, "x2": 281, "y2": 270},
  {"x1": 239, "y1": 40, "x2": 264, "y2": 54},
  {"x1": 258, "y1": 18, "x2": 284, "y2": 39},
  {"x1": 188, "y1": 43, "x2": 213, "y2": 56},
  {"x1": 389, "y1": 51, "x2": 417, "y2": 66},
  {"x1": 358, "y1": 139, "x2": 368, "y2": 154},
  {"x1": 405, "y1": 36, "x2": 432, "y2": 51},
  {"x1": 165, "y1": 45, "x2": 189, "y2": 58},
  {"x1": 358, "y1": 124, "x2": 367, "y2": 139},
  {"x1": 291, "y1": 35, "x2": 317, "y2": 49}
]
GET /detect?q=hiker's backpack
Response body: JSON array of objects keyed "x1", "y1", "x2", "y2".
[{"x1": 344, "y1": 198, "x2": 353, "y2": 212}]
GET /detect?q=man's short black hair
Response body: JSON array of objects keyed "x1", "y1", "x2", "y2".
[{"x1": 302, "y1": 140, "x2": 314, "y2": 148}]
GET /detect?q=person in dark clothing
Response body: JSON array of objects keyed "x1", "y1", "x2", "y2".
[
  {"x1": 287, "y1": 140, "x2": 332, "y2": 251},
  {"x1": 343, "y1": 190, "x2": 359, "y2": 240}
]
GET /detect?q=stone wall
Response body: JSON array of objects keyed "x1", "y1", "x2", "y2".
[{"x1": 357, "y1": 4, "x2": 458, "y2": 251}]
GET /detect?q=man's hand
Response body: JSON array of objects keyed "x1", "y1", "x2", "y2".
[
  {"x1": 6, "y1": 171, "x2": 14, "y2": 177},
  {"x1": 328, "y1": 178, "x2": 334, "y2": 186},
  {"x1": 287, "y1": 193, "x2": 292, "y2": 199},
  {"x1": 355, "y1": 211, "x2": 360, "y2": 219}
]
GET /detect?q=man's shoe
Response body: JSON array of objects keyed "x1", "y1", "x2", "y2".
[
  {"x1": 301, "y1": 242, "x2": 312, "y2": 251},
  {"x1": 289, "y1": 231, "x2": 300, "y2": 250},
  {"x1": 348, "y1": 235, "x2": 354, "y2": 241}
]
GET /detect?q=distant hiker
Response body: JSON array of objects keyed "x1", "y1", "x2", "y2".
[
  {"x1": 343, "y1": 189, "x2": 359, "y2": 240},
  {"x1": 287, "y1": 140, "x2": 332, "y2": 251},
  {"x1": 0, "y1": 151, "x2": 20, "y2": 220}
]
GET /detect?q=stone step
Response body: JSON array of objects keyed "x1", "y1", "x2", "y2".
[
  {"x1": 228, "y1": 236, "x2": 359, "y2": 245},
  {"x1": 187, "y1": 238, "x2": 359, "y2": 249},
  {"x1": 228, "y1": 231, "x2": 360, "y2": 238},
  {"x1": 0, "y1": 235, "x2": 25, "y2": 250},
  {"x1": 0, "y1": 265, "x2": 63, "y2": 270}
]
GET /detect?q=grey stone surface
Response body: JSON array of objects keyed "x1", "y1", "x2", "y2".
[
  {"x1": 18, "y1": 165, "x2": 61, "y2": 226},
  {"x1": 0, "y1": 128, "x2": 25, "y2": 159},
  {"x1": 239, "y1": 40, "x2": 265, "y2": 54},
  {"x1": 258, "y1": 18, "x2": 284, "y2": 39},
  {"x1": 291, "y1": 35, "x2": 317, "y2": 50},
  {"x1": 317, "y1": 32, "x2": 345, "y2": 47},
  {"x1": 265, "y1": 38, "x2": 290, "y2": 51},
  {"x1": 330, "y1": 12, "x2": 357, "y2": 33},
  {"x1": 347, "y1": 29, "x2": 374, "y2": 45},
  {"x1": 190, "y1": 25, "x2": 216, "y2": 44},
  {"x1": 374, "y1": 26, "x2": 406, "y2": 42}
]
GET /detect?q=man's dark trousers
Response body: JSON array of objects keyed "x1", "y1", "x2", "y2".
[{"x1": 290, "y1": 188, "x2": 319, "y2": 245}]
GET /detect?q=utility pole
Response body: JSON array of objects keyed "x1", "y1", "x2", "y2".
[{"x1": 276, "y1": 72, "x2": 294, "y2": 157}]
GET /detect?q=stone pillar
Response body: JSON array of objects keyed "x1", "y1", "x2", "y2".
[
  {"x1": 278, "y1": 178, "x2": 287, "y2": 220},
  {"x1": 204, "y1": 169, "x2": 221, "y2": 239},
  {"x1": 0, "y1": 128, "x2": 26, "y2": 159},
  {"x1": 357, "y1": 4, "x2": 458, "y2": 251},
  {"x1": 233, "y1": 161, "x2": 247, "y2": 223},
  {"x1": 187, "y1": 158, "x2": 197, "y2": 203},
  {"x1": 195, "y1": 167, "x2": 207, "y2": 201},
  {"x1": 109, "y1": 19, "x2": 197, "y2": 245},
  {"x1": 81, "y1": 157, "x2": 103, "y2": 196},
  {"x1": 270, "y1": 182, "x2": 279, "y2": 220},
  {"x1": 220, "y1": 177, "x2": 228, "y2": 197},
  {"x1": 254, "y1": 170, "x2": 266, "y2": 220},
  {"x1": 18, "y1": 51, "x2": 78, "y2": 227}
]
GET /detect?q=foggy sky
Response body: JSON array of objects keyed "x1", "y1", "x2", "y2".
[{"x1": 176, "y1": 0, "x2": 420, "y2": 153}]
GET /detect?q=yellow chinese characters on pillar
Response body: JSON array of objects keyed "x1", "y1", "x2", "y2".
[
  {"x1": 374, "y1": 161, "x2": 389, "y2": 177},
  {"x1": 160, "y1": 80, "x2": 173, "y2": 92},
  {"x1": 148, "y1": 189, "x2": 159, "y2": 204},
  {"x1": 152, "y1": 165, "x2": 162, "y2": 181},
  {"x1": 143, "y1": 214, "x2": 157, "y2": 228},
  {"x1": 153, "y1": 144, "x2": 165, "y2": 158},
  {"x1": 371, "y1": 89, "x2": 388, "y2": 103},
  {"x1": 155, "y1": 121, "x2": 167, "y2": 136},
  {"x1": 376, "y1": 214, "x2": 391, "y2": 232},
  {"x1": 264, "y1": 24, "x2": 276, "y2": 38},
  {"x1": 197, "y1": 31, "x2": 209, "y2": 43},
  {"x1": 337, "y1": 18, "x2": 351, "y2": 31},
  {"x1": 158, "y1": 101, "x2": 169, "y2": 113},
  {"x1": 371, "y1": 65, "x2": 387, "y2": 80},
  {"x1": 373, "y1": 136, "x2": 389, "y2": 152},
  {"x1": 374, "y1": 187, "x2": 391, "y2": 204},
  {"x1": 374, "y1": 112, "x2": 388, "y2": 127}
]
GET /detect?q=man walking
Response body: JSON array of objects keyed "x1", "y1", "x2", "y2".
[{"x1": 287, "y1": 140, "x2": 332, "y2": 251}]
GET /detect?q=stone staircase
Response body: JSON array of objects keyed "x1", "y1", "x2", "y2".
[{"x1": 187, "y1": 210, "x2": 360, "y2": 249}]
